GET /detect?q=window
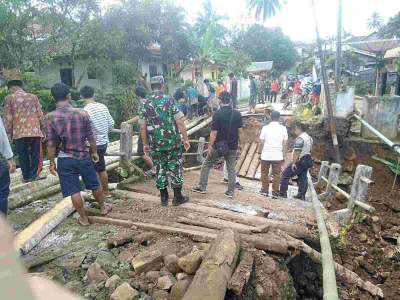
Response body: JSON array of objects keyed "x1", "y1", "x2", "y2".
[
  {"x1": 60, "y1": 68, "x2": 73, "y2": 86},
  {"x1": 149, "y1": 65, "x2": 158, "y2": 77}
]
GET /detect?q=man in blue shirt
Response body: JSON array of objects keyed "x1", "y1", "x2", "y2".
[{"x1": 0, "y1": 117, "x2": 16, "y2": 215}]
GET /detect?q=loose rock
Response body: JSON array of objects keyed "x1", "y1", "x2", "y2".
[
  {"x1": 146, "y1": 271, "x2": 161, "y2": 282},
  {"x1": 359, "y1": 233, "x2": 368, "y2": 242},
  {"x1": 110, "y1": 282, "x2": 140, "y2": 300},
  {"x1": 175, "y1": 273, "x2": 188, "y2": 281},
  {"x1": 131, "y1": 250, "x2": 163, "y2": 274},
  {"x1": 164, "y1": 254, "x2": 181, "y2": 275},
  {"x1": 152, "y1": 290, "x2": 170, "y2": 300},
  {"x1": 105, "y1": 274, "x2": 122, "y2": 291},
  {"x1": 86, "y1": 262, "x2": 108, "y2": 283},
  {"x1": 119, "y1": 250, "x2": 135, "y2": 262},
  {"x1": 177, "y1": 251, "x2": 202, "y2": 275},
  {"x1": 157, "y1": 275, "x2": 175, "y2": 291}
]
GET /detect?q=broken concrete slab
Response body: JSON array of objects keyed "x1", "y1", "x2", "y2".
[
  {"x1": 164, "y1": 254, "x2": 181, "y2": 275},
  {"x1": 177, "y1": 251, "x2": 202, "y2": 275}
]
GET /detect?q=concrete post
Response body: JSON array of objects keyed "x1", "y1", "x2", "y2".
[
  {"x1": 120, "y1": 122, "x2": 133, "y2": 168},
  {"x1": 317, "y1": 161, "x2": 330, "y2": 185},
  {"x1": 345, "y1": 164, "x2": 373, "y2": 224},
  {"x1": 326, "y1": 163, "x2": 341, "y2": 197}
]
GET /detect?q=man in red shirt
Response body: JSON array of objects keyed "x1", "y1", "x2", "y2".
[
  {"x1": 270, "y1": 80, "x2": 280, "y2": 103},
  {"x1": 3, "y1": 80, "x2": 44, "y2": 182}
]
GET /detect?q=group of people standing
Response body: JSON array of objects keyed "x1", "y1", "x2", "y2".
[
  {"x1": 249, "y1": 76, "x2": 281, "y2": 113},
  {"x1": 0, "y1": 80, "x2": 114, "y2": 225},
  {"x1": 0, "y1": 75, "x2": 314, "y2": 226}
]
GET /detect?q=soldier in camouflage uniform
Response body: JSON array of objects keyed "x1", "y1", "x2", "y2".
[{"x1": 138, "y1": 76, "x2": 190, "y2": 206}]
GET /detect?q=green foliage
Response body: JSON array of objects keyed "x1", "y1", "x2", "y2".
[
  {"x1": 232, "y1": 24, "x2": 298, "y2": 72},
  {"x1": 367, "y1": 11, "x2": 384, "y2": 31},
  {"x1": 379, "y1": 12, "x2": 400, "y2": 38},
  {"x1": 372, "y1": 155, "x2": 400, "y2": 175},
  {"x1": 247, "y1": 0, "x2": 286, "y2": 21},
  {"x1": 351, "y1": 79, "x2": 374, "y2": 96},
  {"x1": 296, "y1": 56, "x2": 315, "y2": 75}
]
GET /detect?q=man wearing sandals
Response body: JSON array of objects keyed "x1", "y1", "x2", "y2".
[{"x1": 44, "y1": 83, "x2": 112, "y2": 226}]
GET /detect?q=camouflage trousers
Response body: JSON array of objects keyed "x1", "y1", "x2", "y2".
[{"x1": 151, "y1": 147, "x2": 184, "y2": 190}]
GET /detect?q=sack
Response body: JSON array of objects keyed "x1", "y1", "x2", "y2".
[{"x1": 215, "y1": 140, "x2": 229, "y2": 156}]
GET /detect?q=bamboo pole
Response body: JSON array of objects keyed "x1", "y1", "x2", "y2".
[{"x1": 307, "y1": 173, "x2": 339, "y2": 300}]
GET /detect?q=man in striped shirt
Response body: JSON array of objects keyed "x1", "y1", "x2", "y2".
[{"x1": 81, "y1": 86, "x2": 115, "y2": 197}]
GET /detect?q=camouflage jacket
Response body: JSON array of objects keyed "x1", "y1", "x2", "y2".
[{"x1": 138, "y1": 92, "x2": 184, "y2": 151}]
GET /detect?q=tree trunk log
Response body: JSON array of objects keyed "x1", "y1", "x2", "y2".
[
  {"x1": 228, "y1": 250, "x2": 254, "y2": 295},
  {"x1": 239, "y1": 142, "x2": 258, "y2": 177},
  {"x1": 182, "y1": 228, "x2": 240, "y2": 300}
]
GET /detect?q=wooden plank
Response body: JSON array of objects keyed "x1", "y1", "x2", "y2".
[
  {"x1": 235, "y1": 143, "x2": 251, "y2": 173},
  {"x1": 254, "y1": 163, "x2": 262, "y2": 180},
  {"x1": 247, "y1": 157, "x2": 260, "y2": 179},
  {"x1": 239, "y1": 143, "x2": 258, "y2": 177}
]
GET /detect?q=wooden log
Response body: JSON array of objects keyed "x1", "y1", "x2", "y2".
[
  {"x1": 247, "y1": 157, "x2": 260, "y2": 179},
  {"x1": 228, "y1": 250, "x2": 254, "y2": 295},
  {"x1": 239, "y1": 142, "x2": 258, "y2": 177},
  {"x1": 296, "y1": 240, "x2": 383, "y2": 298},
  {"x1": 9, "y1": 185, "x2": 61, "y2": 210},
  {"x1": 106, "y1": 232, "x2": 134, "y2": 249},
  {"x1": 182, "y1": 203, "x2": 310, "y2": 239},
  {"x1": 182, "y1": 229, "x2": 240, "y2": 300},
  {"x1": 14, "y1": 194, "x2": 81, "y2": 254},
  {"x1": 111, "y1": 189, "x2": 311, "y2": 238},
  {"x1": 235, "y1": 143, "x2": 251, "y2": 173},
  {"x1": 88, "y1": 216, "x2": 290, "y2": 254},
  {"x1": 177, "y1": 214, "x2": 261, "y2": 234}
]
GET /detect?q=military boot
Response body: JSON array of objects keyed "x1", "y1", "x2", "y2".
[
  {"x1": 160, "y1": 189, "x2": 169, "y2": 207},
  {"x1": 172, "y1": 188, "x2": 189, "y2": 206}
]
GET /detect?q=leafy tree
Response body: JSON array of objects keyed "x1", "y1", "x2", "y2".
[
  {"x1": 379, "y1": 12, "x2": 400, "y2": 38},
  {"x1": 367, "y1": 11, "x2": 384, "y2": 31},
  {"x1": 232, "y1": 24, "x2": 297, "y2": 72},
  {"x1": 193, "y1": 0, "x2": 228, "y2": 48},
  {"x1": 247, "y1": 0, "x2": 286, "y2": 21}
]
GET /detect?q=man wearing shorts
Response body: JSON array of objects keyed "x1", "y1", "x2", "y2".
[
  {"x1": 44, "y1": 83, "x2": 111, "y2": 226},
  {"x1": 81, "y1": 86, "x2": 115, "y2": 197}
]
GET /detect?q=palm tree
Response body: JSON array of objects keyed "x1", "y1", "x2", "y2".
[
  {"x1": 247, "y1": 0, "x2": 286, "y2": 21},
  {"x1": 367, "y1": 11, "x2": 384, "y2": 31}
]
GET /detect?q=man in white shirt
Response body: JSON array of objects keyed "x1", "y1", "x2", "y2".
[
  {"x1": 258, "y1": 111, "x2": 288, "y2": 197},
  {"x1": 81, "y1": 86, "x2": 115, "y2": 197}
]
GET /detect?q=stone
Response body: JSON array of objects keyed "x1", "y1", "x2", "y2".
[
  {"x1": 175, "y1": 273, "x2": 188, "y2": 281},
  {"x1": 359, "y1": 233, "x2": 368, "y2": 242},
  {"x1": 119, "y1": 250, "x2": 135, "y2": 262},
  {"x1": 372, "y1": 223, "x2": 381, "y2": 234},
  {"x1": 133, "y1": 233, "x2": 155, "y2": 246},
  {"x1": 386, "y1": 248, "x2": 397, "y2": 260},
  {"x1": 177, "y1": 251, "x2": 202, "y2": 275},
  {"x1": 152, "y1": 290, "x2": 170, "y2": 300},
  {"x1": 96, "y1": 251, "x2": 118, "y2": 274},
  {"x1": 146, "y1": 271, "x2": 160, "y2": 282},
  {"x1": 110, "y1": 282, "x2": 140, "y2": 300},
  {"x1": 164, "y1": 255, "x2": 181, "y2": 275},
  {"x1": 86, "y1": 262, "x2": 108, "y2": 283},
  {"x1": 170, "y1": 279, "x2": 191, "y2": 300},
  {"x1": 131, "y1": 250, "x2": 163, "y2": 274},
  {"x1": 372, "y1": 216, "x2": 380, "y2": 223},
  {"x1": 157, "y1": 275, "x2": 175, "y2": 291},
  {"x1": 105, "y1": 275, "x2": 122, "y2": 291}
]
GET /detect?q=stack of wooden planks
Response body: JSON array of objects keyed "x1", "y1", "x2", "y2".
[{"x1": 237, "y1": 142, "x2": 261, "y2": 180}]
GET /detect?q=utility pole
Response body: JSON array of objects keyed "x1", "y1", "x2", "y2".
[
  {"x1": 335, "y1": 0, "x2": 342, "y2": 92},
  {"x1": 311, "y1": 0, "x2": 341, "y2": 163}
]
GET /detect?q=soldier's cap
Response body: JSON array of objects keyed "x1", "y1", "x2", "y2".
[
  {"x1": 7, "y1": 79, "x2": 23, "y2": 89},
  {"x1": 150, "y1": 76, "x2": 164, "y2": 85}
]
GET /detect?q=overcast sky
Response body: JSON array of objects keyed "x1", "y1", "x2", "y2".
[{"x1": 102, "y1": 0, "x2": 400, "y2": 42}]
